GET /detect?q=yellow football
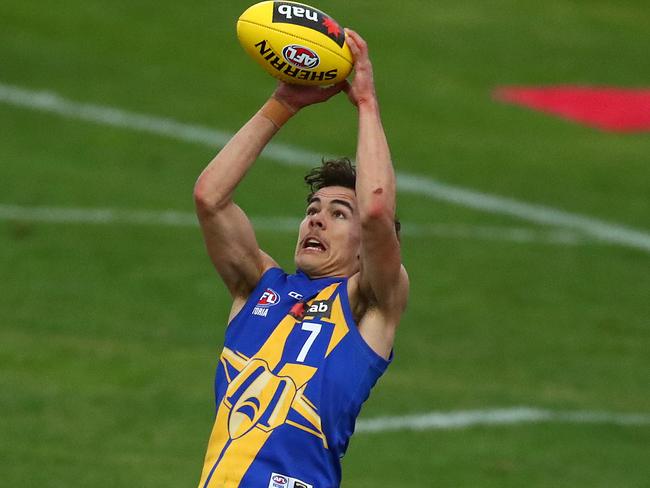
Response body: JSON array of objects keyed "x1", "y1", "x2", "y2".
[{"x1": 236, "y1": 1, "x2": 353, "y2": 86}]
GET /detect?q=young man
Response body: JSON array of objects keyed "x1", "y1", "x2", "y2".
[{"x1": 193, "y1": 30, "x2": 409, "y2": 488}]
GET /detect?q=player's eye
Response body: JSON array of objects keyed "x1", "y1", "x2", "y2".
[
  {"x1": 333, "y1": 210, "x2": 346, "y2": 219},
  {"x1": 306, "y1": 206, "x2": 318, "y2": 216}
]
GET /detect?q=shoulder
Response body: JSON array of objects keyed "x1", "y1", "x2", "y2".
[{"x1": 228, "y1": 261, "x2": 286, "y2": 322}]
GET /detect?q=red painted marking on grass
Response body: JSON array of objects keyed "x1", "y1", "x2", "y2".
[{"x1": 494, "y1": 86, "x2": 650, "y2": 132}]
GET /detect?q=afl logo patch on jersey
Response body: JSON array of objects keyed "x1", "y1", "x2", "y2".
[
  {"x1": 252, "y1": 288, "x2": 280, "y2": 317},
  {"x1": 269, "y1": 472, "x2": 313, "y2": 488},
  {"x1": 272, "y1": 474, "x2": 288, "y2": 486},
  {"x1": 258, "y1": 288, "x2": 280, "y2": 307}
]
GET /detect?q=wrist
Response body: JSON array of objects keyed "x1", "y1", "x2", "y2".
[
  {"x1": 258, "y1": 97, "x2": 297, "y2": 129},
  {"x1": 356, "y1": 95, "x2": 380, "y2": 112}
]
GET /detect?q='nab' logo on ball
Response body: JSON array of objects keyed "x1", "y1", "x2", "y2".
[{"x1": 272, "y1": 1, "x2": 345, "y2": 47}]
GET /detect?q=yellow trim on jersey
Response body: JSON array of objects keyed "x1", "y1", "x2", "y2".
[
  {"x1": 292, "y1": 387, "x2": 329, "y2": 449},
  {"x1": 300, "y1": 392, "x2": 318, "y2": 412},
  {"x1": 325, "y1": 295, "x2": 349, "y2": 357}
]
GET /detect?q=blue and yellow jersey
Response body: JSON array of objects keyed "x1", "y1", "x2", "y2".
[{"x1": 198, "y1": 268, "x2": 391, "y2": 488}]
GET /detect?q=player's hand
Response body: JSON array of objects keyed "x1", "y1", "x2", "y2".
[
  {"x1": 272, "y1": 81, "x2": 347, "y2": 113},
  {"x1": 342, "y1": 29, "x2": 376, "y2": 108}
]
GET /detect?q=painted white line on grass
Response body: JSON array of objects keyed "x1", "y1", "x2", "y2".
[
  {"x1": 403, "y1": 222, "x2": 586, "y2": 245},
  {"x1": 0, "y1": 82, "x2": 321, "y2": 167},
  {"x1": 2, "y1": 82, "x2": 650, "y2": 253},
  {"x1": 356, "y1": 407, "x2": 650, "y2": 433},
  {"x1": 0, "y1": 204, "x2": 590, "y2": 246}
]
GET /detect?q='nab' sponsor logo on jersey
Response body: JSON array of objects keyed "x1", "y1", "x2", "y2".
[
  {"x1": 268, "y1": 472, "x2": 313, "y2": 488},
  {"x1": 252, "y1": 288, "x2": 280, "y2": 317},
  {"x1": 272, "y1": 1, "x2": 345, "y2": 47},
  {"x1": 305, "y1": 298, "x2": 332, "y2": 319}
]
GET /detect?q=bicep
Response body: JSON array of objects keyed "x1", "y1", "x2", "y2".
[{"x1": 197, "y1": 200, "x2": 277, "y2": 299}]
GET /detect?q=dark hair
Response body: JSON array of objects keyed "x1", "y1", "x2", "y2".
[{"x1": 304, "y1": 157, "x2": 401, "y2": 237}]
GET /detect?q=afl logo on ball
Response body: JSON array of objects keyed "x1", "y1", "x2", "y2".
[
  {"x1": 257, "y1": 288, "x2": 280, "y2": 307},
  {"x1": 282, "y1": 45, "x2": 320, "y2": 69}
]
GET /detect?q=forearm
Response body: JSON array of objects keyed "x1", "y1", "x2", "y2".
[
  {"x1": 194, "y1": 98, "x2": 293, "y2": 210},
  {"x1": 355, "y1": 98, "x2": 396, "y2": 221}
]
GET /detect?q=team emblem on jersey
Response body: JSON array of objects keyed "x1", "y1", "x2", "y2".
[{"x1": 226, "y1": 359, "x2": 297, "y2": 439}]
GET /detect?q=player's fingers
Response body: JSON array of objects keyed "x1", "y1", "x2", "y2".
[
  {"x1": 345, "y1": 33, "x2": 371, "y2": 73},
  {"x1": 352, "y1": 31, "x2": 368, "y2": 52},
  {"x1": 344, "y1": 28, "x2": 361, "y2": 57},
  {"x1": 344, "y1": 28, "x2": 360, "y2": 43},
  {"x1": 345, "y1": 29, "x2": 368, "y2": 55}
]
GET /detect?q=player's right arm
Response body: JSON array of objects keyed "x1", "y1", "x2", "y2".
[
  {"x1": 194, "y1": 83, "x2": 345, "y2": 307},
  {"x1": 193, "y1": 108, "x2": 282, "y2": 305}
]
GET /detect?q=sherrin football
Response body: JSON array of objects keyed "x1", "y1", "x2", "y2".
[{"x1": 237, "y1": 1, "x2": 353, "y2": 86}]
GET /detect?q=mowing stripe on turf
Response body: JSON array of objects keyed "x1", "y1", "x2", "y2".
[
  {"x1": 356, "y1": 407, "x2": 650, "y2": 433},
  {"x1": 2, "y1": 82, "x2": 650, "y2": 253},
  {"x1": 0, "y1": 204, "x2": 588, "y2": 245}
]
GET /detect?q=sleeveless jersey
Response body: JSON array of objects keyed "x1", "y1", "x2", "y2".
[{"x1": 197, "y1": 268, "x2": 391, "y2": 488}]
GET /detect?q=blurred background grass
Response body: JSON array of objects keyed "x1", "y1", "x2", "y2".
[{"x1": 1, "y1": 0, "x2": 649, "y2": 486}]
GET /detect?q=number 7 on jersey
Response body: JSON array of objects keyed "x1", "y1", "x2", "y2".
[{"x1": 297, "y1": 322, "x2": 322, "y2": 362}]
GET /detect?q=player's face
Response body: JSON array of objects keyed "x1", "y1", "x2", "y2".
[{"x1": 294, "y1": 186, "x2": 361, "y2": 278}]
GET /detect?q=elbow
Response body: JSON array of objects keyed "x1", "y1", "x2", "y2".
[
  {"x1": 192, "y1": 178, "x2": 212, "y2": 212},
  {"x1": 193, "y1": 177, "x2": 230, "y2": 214}
]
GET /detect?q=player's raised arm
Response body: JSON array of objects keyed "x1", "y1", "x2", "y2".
[
  {"x1": 344, "y1": 29, "x2": 409, "y2": 355},
  {"x1": 193, "y1": 83, "x2": 346, "y2": 304}
]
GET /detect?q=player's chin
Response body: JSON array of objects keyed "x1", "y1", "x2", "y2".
[{"x1": 295, "y1": 250, "x2": 326, "y2": 271}]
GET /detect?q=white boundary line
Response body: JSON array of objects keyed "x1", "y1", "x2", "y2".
[
  {"x1": 2, "y1": 82, "x2": 650, "y2": 253},
  {"x1": 0, "y1": 203, "x2": 590, "y2": 246},
  {"x1": 356, "y1": 407, "x2": 650, "y2": 433}
]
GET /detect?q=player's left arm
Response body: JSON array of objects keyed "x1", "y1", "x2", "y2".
[{"x1": 345, "y1": 29, "x2": 409, "y2": 359}]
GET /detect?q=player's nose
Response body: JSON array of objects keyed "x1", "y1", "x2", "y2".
[{"x1": 308, "y1": 213, "x2": 326, "y2": 229}]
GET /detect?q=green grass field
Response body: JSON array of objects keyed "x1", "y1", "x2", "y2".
[{"x1": 1, "y1": 0, "x2": 649, "y2": 486}]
